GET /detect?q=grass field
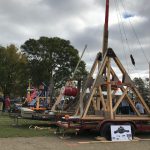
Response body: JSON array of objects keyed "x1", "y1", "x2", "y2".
[{"x1": 0, "y1": 113, "x2": 55, "y2": 138}]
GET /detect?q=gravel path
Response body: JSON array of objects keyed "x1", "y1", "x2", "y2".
[{"x1": 0, "y1": 135, "x2": 150, "y2": 150}]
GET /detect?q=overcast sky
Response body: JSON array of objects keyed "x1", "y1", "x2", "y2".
[{"x1": 0, "y1": 0, "x2": 150, "y2": 79}]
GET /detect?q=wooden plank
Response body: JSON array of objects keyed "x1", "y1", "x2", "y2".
[
  {"x1": 82, "y1": 115, "x2": 104, "y2": 120},
  {"x1": 113, "y1": 87, "x2": 128, "y2": 112},
  {"x1": 113, "y1": 56, "x2": 126, "y2": 74},
  {"x1": 51, "y1": 93, "x2": 63, "y2": 111},
  {"x1": 90, "y1": 56, "x2": 98, "y2": 76},
  {"x1": 98, "y1": 56, "x2": 108, "y2": 75},
  {"x1": 133, "y1": 87, "x2": 150, "y2": 114},
  {"x1": 82, "y1": 88, "x2": 96, "y2": 118},
  {"x1": 38, "y1": 96, "x2": 49, "y2": 99},
  {"x1": 82, "y1": 115, "x2": 150, "y2": 121},
  {"x1": 36, "y1": 97, "x2": 39, "y2": 109},
  {"x1": 121, "y1": 88, "x2": 141, "y2": 116},
  {"x1": 92, "y1": 98, "x2": 97, "y2": 111},
  {"x1": 97, "y1": 96, "x2": 101, "y2": 111},
  {"x1": 79, "y1": 56, "x2": 99, "y2": 116},
  {"x1": 107, "y1": 58, "x2": 113, "y2": 119},
  {"x1": 115, "y1": 116, "x2": 150, "y2": 121},
  {"x1": 82, "y1": 56, "x2": 108, "y2": 117},
  {"x1": 109, "y1": 66, "x2": 141, "y2": 116},
  {"x1": 98, "y1": 86, "x2": 107, "y2": 111}
]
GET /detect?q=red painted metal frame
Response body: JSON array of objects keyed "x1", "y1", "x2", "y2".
[
  {"x1": 136, "y1": 122, "x2": 150, "y2": 132},
  {"x1": 105, "y1": 0, "x2": 109, "y2": 32},
  {"x1": 56, "y1": 118, "x2": 150, "y2": 133}
]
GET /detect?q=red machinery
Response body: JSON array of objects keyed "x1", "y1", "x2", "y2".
[{"x1": 63, "y1": 86, "x2": 78, "y2": 97}]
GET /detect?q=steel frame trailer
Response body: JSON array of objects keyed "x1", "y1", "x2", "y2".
[{"x1": 56, "y1": 117, "x2": 150, "y2": 140}]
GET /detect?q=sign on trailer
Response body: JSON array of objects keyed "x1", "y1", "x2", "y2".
[{"x1": 111, "y1": 125, "x2": 132, "y2": 141}]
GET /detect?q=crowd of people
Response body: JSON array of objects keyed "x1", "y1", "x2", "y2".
[{"x1": 0, "y1": 93, "x2": 145, "y2": 115}]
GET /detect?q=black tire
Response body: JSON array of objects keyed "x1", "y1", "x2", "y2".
[{"x1": 101, "y1": 123, "x2": 112, "y2": 140}]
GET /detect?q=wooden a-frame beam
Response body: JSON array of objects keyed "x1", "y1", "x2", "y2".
[
  {"x1": 98, "y1": 86, "x2": 107, "y2": 111},
  {"x1": 82, "y1": 55, "x2": 108, "y2": 118},
  {"x1": 51, "y1": 93, "x2": 63, "y2": 111},
  {"x1": 110, "y1": 66, "x2": 141, "y2": 116},
  {"x1": 79, "y1": 53, "x2": 100, "y2": 116},
  {"x1": 82, "y1": 88, "x2": 96, "y2": 118},
  {"x1": 133, "y1": 87, "x2": 150, "y2": 114},
  {"x1": 110, "y1": 52, "x2": 150, "y2": 115},
  {"x1": 106, "y1": 57, "x2": 113, "y2": 119},
  {"x1": 113, "y1": 87, "x2": 129, "y2": 112},
  {"x1": 121, "y1": 87, "x2": 141, "y2": 116}
]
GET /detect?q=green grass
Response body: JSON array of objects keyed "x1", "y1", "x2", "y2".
[{"x1": 0, "y1": 113, "x2": 55, "y2": 138}]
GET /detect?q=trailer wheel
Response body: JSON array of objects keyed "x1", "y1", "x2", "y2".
[{"x1": 101, "y1": 123, "x2": 112, "y2": 140}]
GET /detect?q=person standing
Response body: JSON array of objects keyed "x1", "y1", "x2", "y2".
[
  {"x1": 121, "y1": 99, "x2": 130, "y2": 114},
  {"x1": 5, "y1": 96, "x2": 11, "y2": 112},
  {"x1": 136, "y1": 102, "x2": 144, "y2": 114},
  {"x1": 0, "y1": 96, "x2": 3, "y2": 113}
]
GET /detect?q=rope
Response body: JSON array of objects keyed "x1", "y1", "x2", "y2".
[
  {"x1": 114, "y1": 0, "x2": 141, "y2": 78},
  {"x1": 29, "y1": 125, "x2": 51, "y2": 130},
  {"x1": 114, "y1": 0, "x2": 130, "y2": 74},
  {"x1": 115, "y1": 0, "x2": 133, "y2": 55},
  {"x1": 120, "y1": 0, "x2": 150, "y2": 64}
]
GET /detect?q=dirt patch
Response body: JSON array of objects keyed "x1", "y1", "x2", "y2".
[{"x1": 0, "y1": 133, "x2": 150, "y2": 150}]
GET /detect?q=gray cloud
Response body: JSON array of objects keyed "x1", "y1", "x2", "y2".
[{"x1": 0, "y1": 0, "x2": 149, "y2": 78}]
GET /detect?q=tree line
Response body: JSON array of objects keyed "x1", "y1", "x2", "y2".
[
  {"x1": 0, "y1": 36, "x2": 149, "y2": 105},
  {"x1": 133, "y1": 77, "x2": 150, "y2": 106},
  {"x1": 0, "y1": 37, "x2": 87, "y2": 98}
]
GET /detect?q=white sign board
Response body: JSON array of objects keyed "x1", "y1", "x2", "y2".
[{"x1": 111, "y1": 125, "x2": 132, "y2": 141}]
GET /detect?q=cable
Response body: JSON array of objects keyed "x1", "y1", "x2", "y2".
[
  {"x1": 120, "y1": 0, "x2": 149, "y2": 64},
  {"x1": 115, "y1": 0, "x2": 141, "y2": 78},
  {"x1": 114, "y1": 0, "x2": 130, "y2": 74}
]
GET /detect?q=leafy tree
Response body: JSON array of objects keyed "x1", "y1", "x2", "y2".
[
  {"x1": 0, "y1": 45, "x2": 29, "y2": 98},
  {"x1": 144, "y1": 78, "x2": 149, "y2": 89},
  {"x1": 143, "y1": 78, "x2": 150, "y2": 106},
  {"x1": 21, "y1": 37, "x2": 87, "y2": 90},
  {"x1": 133, "y1": 77, "x2": 149, "y2": 105}
]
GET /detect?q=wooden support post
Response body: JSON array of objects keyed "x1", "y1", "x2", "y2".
[
  {"x1": 51, "y1": 93, "x2": 63, "y2": 111},
  {"x1": 113, "y1": 87, "x2": 128, "y2": 112},
  {"x1": 113, "y1": 56, "x2": 126, "y2": 74},
  {"x1": 92, "y1": 98, "x2": 97, "y2": 111},
  {"x1": 107, "y1": 58, "x2": 113, "y2": 119},
  {"x1": 82, "y1": 56, "x2": 108, "y2": 116},
  {"x1": 79, "y1": 55, "x2": 108, "y2": 116},
  {"x1": 79, "y1": 56, "x2": 98, "y2": 116},
  {"x1": 102, "y1": 0, "x2": 109, "y2": 57},
  {"x1": 83, "y1": 88, "x2": 96, "y2": 118},
  {"x1": 97, "y1": 96, "x2": 101, "y2": 111},
  {"x1": 133, "y1": 87, "x2": 150, "y2": 114},
  {"x1": 36, "y1": 97, "x2": 39, "y2": 109},
  {"x1": 121, "y1": 88, "x2": 141, "y2": 116},
  {"x1": 110, "y1": 65, "x2": 141, "y2": 116},
  {"x1": 98, "y1": 86, "x2": 107, "y2": 111}
]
